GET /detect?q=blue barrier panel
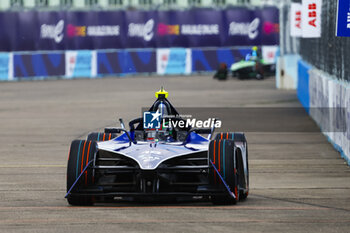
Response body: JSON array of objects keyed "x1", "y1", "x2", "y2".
[
  {"x1": 0, "y1": 53, "x2": 11, "y2": 80},
  {"x1": 192, "y1": 48, "x2": 250, "y2": 72},
  {"x1": 97, "y1": 51, "x2": 123, "y2": 75},
  {"x1": 14, "y1": 52, "x2": 65, "y2": 78},
  {"x1": 97, "y1": 50, "x2": 156, "y2": 75},
  {"x1": 297, "y1": 59, "x2": 311, "y2": 112},
  {"x1": 124, "y1": 50, "x2": 156, "y2": 74}
]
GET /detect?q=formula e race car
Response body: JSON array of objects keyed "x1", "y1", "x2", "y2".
[
  {"x1": 230, "y1": 58, "x2": 275, "y2": 80},
  {"x1": 66, "y1": 88, "x2": 249, "y2": 205}
]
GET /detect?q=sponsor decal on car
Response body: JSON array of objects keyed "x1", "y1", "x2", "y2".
[
  {"x1": 162, "y1": 118, "x2": 221, "y2": 129},
  {"x1": 144, "y1": 110, "x2": 162, "y2": 129}
]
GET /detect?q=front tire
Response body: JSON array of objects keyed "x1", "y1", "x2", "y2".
[
  {"x1": 209, "y1": 139, "x2": 238, "y2": 205},
  {"x1": 87, "y1": 132, "x2": 118, "y2": 141},
  {"x1": 67, "y1": 140, "x2": 97, "y2": 206},
  {"x1": 256, "y1": 73, "x2": 264, "y2": 80}
]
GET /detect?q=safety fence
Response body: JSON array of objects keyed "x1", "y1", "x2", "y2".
[{"x1": 299, "y1": 0, "x2": 350, "y2": 82}]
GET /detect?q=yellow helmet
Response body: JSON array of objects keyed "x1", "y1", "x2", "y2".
[
  {"x1": 252, "y1": 46, "x2": 258, "y2": 51},
  {"x1": 155, "y1": 87, "x2": 169, "y2": 99}
]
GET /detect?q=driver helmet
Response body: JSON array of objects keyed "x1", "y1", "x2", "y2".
[{"x1": 252, "y1": 46, "x2": 258, "y2": 58}]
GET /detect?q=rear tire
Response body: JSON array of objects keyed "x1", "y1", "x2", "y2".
[
  {"x1": 209, "y1": 139, "x2": 238, "y2": 205},
  {"x1": 87, "y1": 132, "x2": 117, "y2": 142},
  {"x1": 236, "y1": 148, "x2": 247, "y2": 201},
  {"x1": 67, "y1": 140, "x2": 97, "y2": 206},
  {"x1": 215, "y1": 132, "x2": 246, "y2": 142},
  {"x1": 256, "y1": 73, "x2": 264, "y2": 80},
  {"x1": 239, "y1": 143, "x2": 249, "y2": 200},
  {"x1": 215, "y1": 132, "x2": 249, "y2": 200}
]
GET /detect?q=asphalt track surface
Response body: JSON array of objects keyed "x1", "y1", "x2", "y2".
[{"x1": 0, "y1": 75, "x2": 349, "y2": 233}]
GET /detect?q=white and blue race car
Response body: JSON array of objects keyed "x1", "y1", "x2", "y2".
[{"x1": 66, "y1": 89, "x2": 249, "y2": 205}]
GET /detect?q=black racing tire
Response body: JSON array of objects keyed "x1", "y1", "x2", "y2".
[
  {"x1": 209, "y1": 139, "x2": 238, "y2": 205},
  {"x1": 215, "y1": 132, "x2": 246, "y2": 143},
  {"x1": 215, "y1": 132, "x2": 249, "y2": 200},
  {"x1": 256, "y1": 73, "x2": 264, "y2": 80},
  {"x1": 239, "y1": 142, "x2": 249, "y2": 200},
  {"x1": 87, "y1": 132, "x2": 118, "y2": 142},
  {"x1": 67, "y1": 140, "x2": 97, "y2": 206},
  {"x1": 236, "y1": 148, "x2": 247, "y2": 201}
]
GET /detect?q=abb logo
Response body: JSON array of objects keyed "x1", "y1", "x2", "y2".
[
  {"x1": 295, "y1": 10, "x2": 301, "y2": 29},
  {"x1": 308, "y1": 3, "x2": 317, "y2": 28}
]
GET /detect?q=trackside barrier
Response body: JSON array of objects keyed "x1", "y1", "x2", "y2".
[
  {"x1": 66, "y1": 50, "x2": 97, "y2": 78},
  {"x1": 1, "y1": 46, "x2": 277, "y2": 80},
  {"x1": 157, "y1": 48, "x2": 191, "y2": 75},
  {"x1": 0, "y1": 53, "x2": 13, "y2": 81},
  {"x1": 191, "y1": 48, "x2": 250, "y2": 72},
  {"x1": 13, "y1": 52, "x2": 65, "y2": 79},
  {"x1": 308, "y1": 69, "x2": 350, "y2": 166},
  {"x1": 296, "y1": 58, "x2": 350, "y2": 166},
  {"x1": 297, "y1": 59, "x2": 311, "y2": 113},
  {"x1": 97, "y1": 50, "x2": 157, "y2": 76}
]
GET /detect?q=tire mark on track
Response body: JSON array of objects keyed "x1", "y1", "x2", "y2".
[{"x1": 253, "y1": 194, "x2": 350, "y2": 213}]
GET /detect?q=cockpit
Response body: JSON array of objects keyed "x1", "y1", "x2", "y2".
[{"x1": 105, "y1": 88, "x2": 213, "y2": 144}]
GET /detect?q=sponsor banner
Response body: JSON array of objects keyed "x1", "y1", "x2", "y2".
[
  {"x1": 157, "y1": 48, "x2": 191, "y2": 75},
  {"x1": 0, "y1": 8, "x2": 279, "y2": 51},
  {"x1": 38, "y1": 11, "x2": 66, "y2": 51},
  {"x1": 336, "y1": 0, "x2": 350, "y2": 37},
  {"x1": 97, "y1": 50, "x2": 156, "y2": 75},
  {"x1": 224, "y1": 7, "x2": 279, "y2": 46},
  {"x1": 13, "y1": 52, "x2": 65, "y2": 78},
  {"x1": 126, "y1": 11, "x2": 157, "y2": 48},
  {"x1": 0, "y1": 53, "x2": 13, "y2": 81},
  {"x1": 290, "y1": 3, "x2": 302, "y2": 37},
  {"x1": 302, "y1": 0, "x2": 322, "y2": 38},
  {"x1": 65, "y1": 50, "x2": 96, "y2": 78}
]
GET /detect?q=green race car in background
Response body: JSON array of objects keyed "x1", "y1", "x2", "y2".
[{"x1": 230, "y1": 59, "x2": 276, "y2": 80}]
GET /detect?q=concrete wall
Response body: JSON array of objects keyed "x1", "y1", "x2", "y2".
[
  {"x1": 294, "y1": 57, "x2": 350, "y2": 166},
  {"x1": 276, "y1": 54, "x2": 300, "y2": 90}
]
